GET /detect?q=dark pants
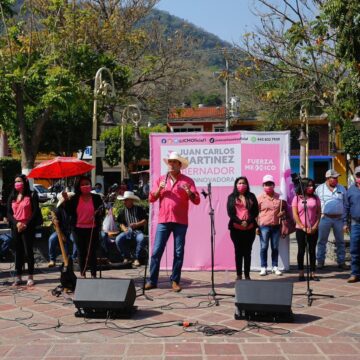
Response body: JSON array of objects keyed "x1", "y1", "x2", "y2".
[
  {"x1": 74, "y1": 227, "x2": 99, "y2": 277},
  {"x1": 296, "y1": 229, "x2": 318, "y2": 271},
  {"x1": 230, "y1": 228, "x2": 256, "y2": 277},
  {"x1": 13, "y1": 227, "x2": 35, "y2": 276}
]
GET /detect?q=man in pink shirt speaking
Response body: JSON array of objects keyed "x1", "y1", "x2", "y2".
[{"x1": 145, "y1": 152, "x2": 200, "y2": 292}]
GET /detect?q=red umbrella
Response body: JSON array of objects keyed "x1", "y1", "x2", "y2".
[{"x1": 28, "y1": 157, "x2": 95, "y2": 179}]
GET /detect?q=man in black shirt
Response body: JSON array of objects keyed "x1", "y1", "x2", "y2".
[{"x1": 115, "y1": 191, "x2": 147, "y2": 266}]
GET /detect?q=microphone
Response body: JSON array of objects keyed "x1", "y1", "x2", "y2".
[
  {"x1": 201, "y1": 189, "x2": 208, "y2": 198},
  {"x1": 207, "y1": 182, "x2": 211, "y2": 195},
  {"x1": 164, "y1": 172, "x2": 169, "y2": 185},
  {"x1": 108, "y1": 183, "x2": 118, "y2": 193}
]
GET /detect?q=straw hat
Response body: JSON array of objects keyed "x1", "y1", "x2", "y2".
[
  {"x1": 117, "y1": 191, "x2": 140, "y2": 202},
  {"x1": 56, "y1": 192, "x2": 75, "y2": 207},
  {"x1": 163, "y1": 151, "x2": 189, "y2": 170}
]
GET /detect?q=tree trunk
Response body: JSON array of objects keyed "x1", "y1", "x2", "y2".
[{"x1": 13, "y1": 82, "x2": 51, "y2": 174}]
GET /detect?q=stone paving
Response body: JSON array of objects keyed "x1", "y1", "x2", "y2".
[{"x1": 0, "y1": 238, "x2": 359, "y2": 359}]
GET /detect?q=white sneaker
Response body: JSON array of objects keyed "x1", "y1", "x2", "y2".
[
  {"x1": 272, "y1": 266, "x2": 282, "y2": 276},
  {"x1": 259, "y1": 267, "x2": 267, "y2": 276}
]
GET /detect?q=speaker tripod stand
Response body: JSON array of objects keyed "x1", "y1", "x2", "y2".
[{"x1": 187, "y1": 183, "x2": 234, "y2": 305}]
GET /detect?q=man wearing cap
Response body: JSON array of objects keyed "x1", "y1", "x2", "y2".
[
  {"x1": 257, "y1": 174, "x2": 286, "y2": 276},
  {"x1": 48, "y1": 193, "x2": 77, "y2": 267},
  {"x1": 145, "y1": 151, "x2": 200, "y2": 292},
  {"x1": 315, "y1": 169, "x2": 349, "y2": 269},
  {"x1": 115, "y1": 191, "x2": 147, "y2": 267},
  {"x1": 344, "y1": 166, "x2": 360, "y2": 283}
]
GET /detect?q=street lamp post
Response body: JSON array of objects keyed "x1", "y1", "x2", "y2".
[
  {"x1": 298, "y1": 105, "x2": 308, "y2": 178},
  {"x1": 91, "y1": 67, "x2": 116, "y2": 185},
  {"x1": 120, "y1": 105, "x2": 142, "y2": 183},
  {"x1": 225, "y1": 58, "x2": 230, "y2": 132}
]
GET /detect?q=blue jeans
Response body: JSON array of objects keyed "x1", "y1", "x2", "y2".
[
  {"x1": 259, "y1": 225, "x2": 281, "y2": 268},
  {"x1": 350, "y1": 223, "x2": 360, "y2": 276},
  {"x1": 115, "y1": 229, "x2": 145, "y2": 259},
  {"x1": 48, "y1": 231, "x2": 77, "y2": 261},
  {"x1": 317, "y1": 217, "x2": 345, "y2": 264},
  {"x1": 149, "y1": 222, "x2": 188, "y2": 285}
]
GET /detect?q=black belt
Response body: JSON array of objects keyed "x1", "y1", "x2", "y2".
[{"x1": 323, "y1": 214, "x2": 342, "y2": 219}]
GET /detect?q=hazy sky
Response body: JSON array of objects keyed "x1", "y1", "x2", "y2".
[{"x1": 156, "y1": 0, "x2": 260, "y2": 44}]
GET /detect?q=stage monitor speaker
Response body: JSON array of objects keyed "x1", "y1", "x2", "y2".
[
  {"x1": 235, "y1": 280, "x2": 293, "y2": 322},
  {"x1": 73, "y1": 278, "x2": 136, "y2": 318}
]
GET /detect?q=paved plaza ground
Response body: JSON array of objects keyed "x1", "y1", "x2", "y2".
[{"x1": 0, "y1": 237, "x2": 359, "y2": 359}]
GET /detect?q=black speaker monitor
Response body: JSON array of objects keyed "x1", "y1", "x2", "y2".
[
  {"x1": 74, "y1": 278, "x2": 136, "y2": 318},
  {"x1": 235, "y1": 280, "x2": 293, "y2": 322}
]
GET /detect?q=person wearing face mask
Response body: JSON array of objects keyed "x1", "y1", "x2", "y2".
[
  {"x1": 257, "y1": 175, "x2": 286, "y2": 276},
  {"x1": 7, "y1": 174, "x2": 42, "y2": 286},
  {"x1": 62, "y1": 176, "x2": 104, "y2": 278},
  {"x1": 145, "y1": 152, "x2": 200, "y2": 292},
  {"x1": 91, "y1": 182, "x2": 104, "y2": 199},
  {"x1": 227, "y1": 177, "x2": 259, "y2": 280},
  {"x1": 344, "y1": 166, "x2": 360, "y2": 283},
  {"x1": 292, "y1": 178, "x2": 321, "y2": 281},
  {"x1": 315, "y1": 169, "x2": 349, "y2": 270}
]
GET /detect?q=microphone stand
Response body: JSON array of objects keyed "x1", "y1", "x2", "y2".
[
  {"x1": 188, "y1": 183, "x2": 234, "y2": 304},
  {"x1": 293, "y1": 174, "x2": 334, "y2": 306},
  {"x1": 136, "y1": 249, "x2": 153, "y2": 301}
]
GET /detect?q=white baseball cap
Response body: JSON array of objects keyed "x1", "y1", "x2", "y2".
[{"x1": 262, "y1": 174, "x2": 275, "y2": 184}]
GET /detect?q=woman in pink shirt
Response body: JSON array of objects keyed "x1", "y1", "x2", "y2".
[
  {"x1": 227, "y1": 177, "x2": 259, "y2": 280},
  {"x1": 63, "y1": 176, "x2": 104, "y2": 278},
  {"x1": 292, "y1": 178, "x2": 321, "y2": 281},
  {"x1": 7, "y1": 174, "x2": 42, "y2": 286}
]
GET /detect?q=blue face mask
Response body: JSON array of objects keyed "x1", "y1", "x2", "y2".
[{"x1": 95, "y1": 188, "x2": 101, "y2": 193}]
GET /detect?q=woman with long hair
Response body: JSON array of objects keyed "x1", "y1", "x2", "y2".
[
  {"x1": 63, "y1": 176, "x2": 104, "y2": 278},
  {"x1": 227, "y1": 176, "x2": 259, "y2": 280},
  {"x1": 292, "y1": 178, "x2": 321, "y2": 281},
  {"x1": 7, "y1": 174, "x2": 41, "y2": 286}
]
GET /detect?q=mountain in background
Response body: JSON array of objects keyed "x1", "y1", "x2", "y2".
[
  {"x1": 8, "y1": 2, "x2": 238, "y2": 107},
  {"x1": 141, "y1": 8, "x2": 233, "y2": 68}
]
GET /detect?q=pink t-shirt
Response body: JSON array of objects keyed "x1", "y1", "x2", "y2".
[
  {"x1": 149, "y1": 173, "x2": 200, "y2": 225},
  {"x1": 233, "y1": 198, "x2": 254, "y2": 230},
  {"x1": 292, "y1": 195, "x2": 321, "y2": 228},
  {"x1": 76, "y1": 197, "x2": 95, "y2": 228},
  {"x1": 257, "y1": 192, "x2": 282, "y2": 226},
  {"x1": 12, "y1": 196, "x2": 32, "y2": 223}
]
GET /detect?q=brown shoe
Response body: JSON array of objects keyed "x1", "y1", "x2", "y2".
[
  {"x1": 347, "y1": 275, "x2": 359, "y2": 283},
  {"x1": 144, "y1": 282, "x2": 157, "y2": 290},
  {"x1": 172, "y1": 281, "x2": 182, "y2": 292},
  {"x1": 48, "y1": 260, "x2": 55, "y2": 268}
]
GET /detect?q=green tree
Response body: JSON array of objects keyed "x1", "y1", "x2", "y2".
[
  {"x1": 233, "y1": 0, "x2": 342, "y2": 127},
  {"x1": 100, "y1": 124, "x2": 166, "y2": 169},
  {"x1": 318, "y1": 0, "x2": 360, "y2": 159},
  {"x1": 0, "y1": 0, "x2": 192, "y2": 170}
]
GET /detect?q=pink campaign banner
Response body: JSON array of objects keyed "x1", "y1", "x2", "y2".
[{"x1": 149, "y1": 131, "x2": 293, "y2": 270}]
